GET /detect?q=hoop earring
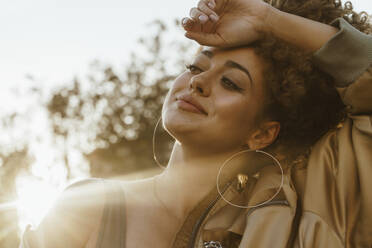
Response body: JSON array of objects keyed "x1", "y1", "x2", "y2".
[
  {"x1": 152, "y1": 117, "x2": 167, "y2": 169},
  {"x1": 216, "y1": 149, "x2": 284, "y2": 209}
]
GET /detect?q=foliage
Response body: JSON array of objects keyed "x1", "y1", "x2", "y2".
[
  {"x1": 0, "y1": 18, "x2": 196, "y2": 247},
  {"x1": 46, "y1": 19, "x2": 196, "y2": 177}
]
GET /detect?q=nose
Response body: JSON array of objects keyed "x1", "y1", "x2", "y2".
[{"x1": 189, "y1": 74, "x2": 211, "y2": 97}]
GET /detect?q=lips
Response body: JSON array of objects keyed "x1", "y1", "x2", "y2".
[{"x1": 176, "y1": 94, "x2": 208, "y2": 115}]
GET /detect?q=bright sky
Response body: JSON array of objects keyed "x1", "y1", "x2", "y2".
[
  {"x1": 0, "y1": 0, "x2": 194, "y2": 101},
  {"x1": 0, "y1": 0, "x2": 371, "y2": 96}
]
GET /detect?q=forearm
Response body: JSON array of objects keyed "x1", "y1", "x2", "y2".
[{"x1": 264, "y1": 6, "x2": 339, "y2": 52}]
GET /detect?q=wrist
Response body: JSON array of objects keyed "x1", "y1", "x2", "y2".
[
  {"x1": 259, "y1": 5, "x2": 340, "y2": 51},
  {"x1": 260, "y1": 5, "x2": 282, "y2": 36}
]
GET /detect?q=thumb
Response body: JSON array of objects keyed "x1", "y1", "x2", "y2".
[{"x1": 184, "y1": 31, "x2": 225, "y2": 47}]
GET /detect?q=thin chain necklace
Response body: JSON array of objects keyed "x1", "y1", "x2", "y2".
[{"x1": 153, "y1": 175, "x2": 183, "y2": 225}]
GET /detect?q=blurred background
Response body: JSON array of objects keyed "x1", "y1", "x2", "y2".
[{"x1": 0, "y1": 0, "x2": 371, "y2": 247}]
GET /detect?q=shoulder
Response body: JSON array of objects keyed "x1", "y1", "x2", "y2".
[
  {"x1": 297, "y1": 121, "x2": 372, "y2": 245},
  {"x1": 59, "y1": 178, "x2": 106, "y2": 216},
  {"x1": 21, "y1": 178, "x2": 107, "y2": 248},
  {"x1": 116, "y1": 177, "x2": 155, "y2": 204}
]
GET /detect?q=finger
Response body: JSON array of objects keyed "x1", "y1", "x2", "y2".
[
  {"x1": 207, "y1": 0, "x2": 216, "y2": 9},
  {"x1": 181, "y1": 17, "x2": 195, "y2": 31},
  {"x1": 184, "y1": 31, "x2": 224, "y2": 47},
  {"x1": 189, "y1": 7, "x2": 209, "y2": 24},
  {"x1": 197, "y1": 0, "x2": 219, "y2": 22},
  {"x1": 187, "y1": 8, "x2": 203, "y2": 32},
  {"x1": 183, "y1": 16, "x2": 215, "y2": 34},
  {"x1": 185, "y1": 12, "x2": 202, "y2": 32}
]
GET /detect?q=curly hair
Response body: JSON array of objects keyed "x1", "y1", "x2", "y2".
[{"x1": 251, "y1": 0, "x2": 371, "y2": 162}]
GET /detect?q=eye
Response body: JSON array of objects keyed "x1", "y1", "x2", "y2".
[
  {"x1": 185, "y1": 64, "x2": 202, "y2": 74},
  {"x1": 221, "y1": 77, "x2": 243, "y2": 92}
]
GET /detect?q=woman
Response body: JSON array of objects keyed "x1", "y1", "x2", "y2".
[{"x1": 21, "y1": 0, "x2": 372, "y2": 247}]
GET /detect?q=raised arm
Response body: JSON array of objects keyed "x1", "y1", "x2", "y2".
[
  {"x1": 295, "y1": 16, "x2": 372, "y2": 247},
  {"x1": 263, "y1": 7, "x2": 339, "y2": 52},
  {"x1": 182, "y1": 0, "x2": 338, "y2": 51}
]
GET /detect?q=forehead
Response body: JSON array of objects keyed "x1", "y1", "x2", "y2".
[{"x1": 196, "y1": 46, "x2": 261, "y2": 66}]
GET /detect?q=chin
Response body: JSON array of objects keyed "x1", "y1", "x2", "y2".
[{"x1": 163, "y1": 112, "x2": 195, "y2": 139}]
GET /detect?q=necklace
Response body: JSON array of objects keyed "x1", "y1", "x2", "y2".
[{"x1": 153, "y1": 175, "x2": 183, "y2": 224}]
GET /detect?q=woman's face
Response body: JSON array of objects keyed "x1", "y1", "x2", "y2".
[{"x1": 162, "y1": 46, "x2": 267, "y2": 153}]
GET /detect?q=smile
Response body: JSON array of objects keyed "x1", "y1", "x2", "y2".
[{"x1": 176, "y1": 99, "x2": 208, "y2": 115}]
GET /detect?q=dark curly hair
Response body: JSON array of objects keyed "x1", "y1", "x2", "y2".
[{"x1": 251, "y1": 0, "x2": 371, "y2": 162}]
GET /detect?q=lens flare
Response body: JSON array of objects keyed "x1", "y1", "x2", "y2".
[{"x1": 15, "y1": 176, "x2": 59, "y2": 230}]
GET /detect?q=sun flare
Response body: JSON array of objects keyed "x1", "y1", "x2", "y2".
[{"x1": 16, "y1": 176, "x2": 59, "y2": 231}]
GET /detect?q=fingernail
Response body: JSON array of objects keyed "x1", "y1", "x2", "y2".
[
  {"x1": 208, "y1": 2, "x2": 215, "y2": 9},
  {"x1": 182, "y1": 18, "x2": 188, "y2": 26},
  {"x1": 209, "y1": 14, "x2": 219, "y2": 22},
  {"x1": 199, "y1": 15, "x2": 208, "y2": 23}
]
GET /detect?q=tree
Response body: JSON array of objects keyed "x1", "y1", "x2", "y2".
[
  {"x1": 46, "y1": 19, "x2": 197, "y2": 179},
  {"x1": 0, "y1": 18, "x2": 196, "y2": 247}
]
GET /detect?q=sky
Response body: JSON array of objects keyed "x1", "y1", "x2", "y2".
[
  {"x1": 1, "y1": 0, "x2": 371, "y2": 97},
  {"x1": 0, "y1": 0, "x2": 193, "y2": 105}
]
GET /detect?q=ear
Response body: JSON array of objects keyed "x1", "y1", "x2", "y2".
[{"x1": 246, "y1": 121, "x2": 280, "y2": 150}]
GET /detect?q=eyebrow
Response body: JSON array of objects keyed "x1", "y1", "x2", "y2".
[
  {"x1": 201, "y1": 50, "x2": 253, "y2": 86},
  {"x1": 201, "y1": 50, "x2": 214, "y2": 59}
]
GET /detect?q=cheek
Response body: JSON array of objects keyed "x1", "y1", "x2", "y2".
[
  {"x1": 214, "y1": 96, "x2": 258, "y2": 137},
  {"x1": 162, "y1": 72, "x2": 189, "y2": 114},
  {"x1": 170, "y1": 72, "x2": 190, "y2": 93},
  {"x1": 161, "y1": 73, "x2": 194, "y2": 133}
]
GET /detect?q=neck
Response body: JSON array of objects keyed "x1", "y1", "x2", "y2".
[{"x1": 155, "y1": 141, "x2": 245, "y2": 221}]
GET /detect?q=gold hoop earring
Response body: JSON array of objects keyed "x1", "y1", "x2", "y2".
[
  {"x1": 152, "y1": 117, "x2": 167, "y2": 169},
  {"x1": 216, "y1": 149, "x2": 284, "y2": 209}
]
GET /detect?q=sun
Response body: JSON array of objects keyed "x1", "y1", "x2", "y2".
[{"x1": 16, "y1": 175, "x2": 60, "y2": 231}]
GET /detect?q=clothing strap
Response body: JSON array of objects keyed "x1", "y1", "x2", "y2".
[{"x1": 96, "y1": 180, "x2": 126, "y2": 248}]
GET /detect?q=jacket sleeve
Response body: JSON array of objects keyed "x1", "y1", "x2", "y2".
[
  {"x1": 19, "y1": 179, "x2": 105, "y2": 248},
  {"x1": 295, "y1": 18, "x2": 372, "y2": 247}
]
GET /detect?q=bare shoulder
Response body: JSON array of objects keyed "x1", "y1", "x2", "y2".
[
  {"x1": 62, "y1": 178, "x2": 106, "y2": 216},
  {"x1": 22, "y1": 178, "x2": 106, "y2": 248},
  {"x1": 117, "y1": 176, "x2": 161, "y2": 222},
  {"x1": 118, "y1": 177, "x2": 155, "y2": 204}
]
